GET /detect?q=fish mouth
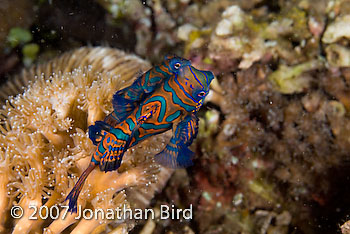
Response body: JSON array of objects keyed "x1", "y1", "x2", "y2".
[{"x1": 193, "y1": 99, "x2": 203, "y2": 112}]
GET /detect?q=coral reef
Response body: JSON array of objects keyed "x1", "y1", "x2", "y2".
[
  {"x1": 105, "y1": 1, "x2": 349, "y2": 233},
  {"x1": 0, "y1": 47, "x2": 173, "y2": 233},
  {"x1": 171, "y1": 1, "x2": 350, "y2": 233}
]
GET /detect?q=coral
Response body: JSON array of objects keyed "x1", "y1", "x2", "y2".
[
  {"x1": 342, "y1": 220, "x2": 350, "y2": 234},
  {"x1": 268, "y1": 60, "x2": 323, "y2": 94},
  {"x1": 95, "y1": 0, "x2": 179, "y2": 57},
  {"x1": 178, "y1": 3, "x2": 314, "y2": 71},
  {"x1": 0, "y1": 47, "x2": 173, "y2": 233},
  {"x1": 215, "y1": 5, "x2": 245, "y2": 36},
  {"x1": 158, "y1": 1, "x2": 350, "y2": 232},
  {"x1": 325, "y1": 44, "x2": 350, "y2": 67},
  {"x1": 323, "y1": 14, "x2": 350, "y2": 43}
]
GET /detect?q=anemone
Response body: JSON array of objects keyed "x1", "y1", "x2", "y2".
[{"x1": 0, "y1": 47, "x2": 173, "y2": 234}]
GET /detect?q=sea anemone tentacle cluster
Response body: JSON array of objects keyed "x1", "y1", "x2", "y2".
[{"x1": 0, "y1": 47, "x2": 173, "y2": 234}]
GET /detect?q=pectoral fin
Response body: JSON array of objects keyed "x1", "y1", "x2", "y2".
[
  {"x1": 154, "y1": 140, "x2": 194, "y2": 168},
  {"x1": 155, "y1": 114, "x2": 199, "y2": 168},
  {"x1": 175, "y1": 113, "x2": 199, "y2": 146}
]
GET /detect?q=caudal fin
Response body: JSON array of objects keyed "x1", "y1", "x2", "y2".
[{"x1": 65, "y1": 163, "x2": 96, "y2": 213}]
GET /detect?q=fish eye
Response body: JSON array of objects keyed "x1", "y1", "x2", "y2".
[
  {"x1": 198, "y1": 91, "x2": 206, "y2": 97},
  {"x1": 174, "y1": 63, "x2": 181, "y2": 69}
]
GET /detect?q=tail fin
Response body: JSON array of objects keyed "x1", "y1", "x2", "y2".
[
  {"x1": 65, "y1": 163, "x2": 96, "y2": 213},
  {"x1": 88, "y1": 121, "x2": 112, "y2": 145},
  {"x1": 154, "y1": 142, "x2": 194, "y2": 168}
]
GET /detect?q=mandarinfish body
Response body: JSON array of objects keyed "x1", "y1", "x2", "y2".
[{"x1": 66, "y1": 55, "x2": 214, "y2": 212}]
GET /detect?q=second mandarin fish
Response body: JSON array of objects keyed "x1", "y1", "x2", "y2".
[{"x1": 66, "y1": 55, "x2": 214, "y2": 212}]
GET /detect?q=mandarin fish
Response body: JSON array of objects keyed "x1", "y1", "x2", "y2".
[{"x1": 65, "y1": 55, "x2": 214, "y2": 212}]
